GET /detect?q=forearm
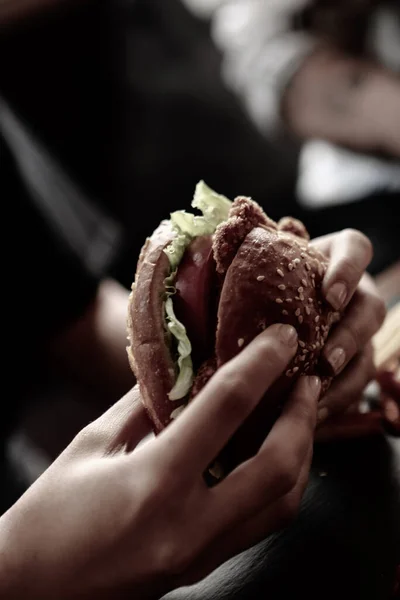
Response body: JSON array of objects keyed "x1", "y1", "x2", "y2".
[
  {"x1": 0, "y1": 514, "x2": 21, "y2": 600},
  {"x1": 282, "y1": 46, "x2": 400, "y2": 156}
]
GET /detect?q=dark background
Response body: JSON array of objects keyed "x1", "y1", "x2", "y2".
[{"x1": 1, "y1": 1, "x2": 399, "y2": 597}]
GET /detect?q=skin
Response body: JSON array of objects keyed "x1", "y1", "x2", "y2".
[
  {"x1": 311, "y1": 228, "x2": 387, "y2": 425},
  {"x1": 283, "y1": 46, "x2": 400, "y2": 158},
  {"x1": 0, "y1": 324, "x2": 321, "y2": 599},
  {"x1": 0, "y1": 230, "x2": 387, "y2": 597},
  {"x1": 47, "y1": 229, "x2": 385, "y2": 442},
  {"x1": 48, "y1": 278, "x2": 136, "y2": 403},
  {"x1": 378, "y1": 367, "x2": 400, "y2": 433}
]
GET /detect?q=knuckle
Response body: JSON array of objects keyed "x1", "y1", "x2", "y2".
[
  {"x1": 340, "y1": 321, "x2": 361, "y2": 355},
  {"x1": 292, "y1": 396, "x2": 317, "y2": 433},
  {"x1": 360, "y1": 346, "x2": 376, "y2": 385},
  {"x1": 71, "y1": 424, "x2": 105, "y2": 454},
  {"x1": 152, "y1": 540, "x2": 193, "y2": 579},
  {"x1": 277, "y1": 467, "x2": 299, "y2": 498},
  {"x1": 276, "y1": 496, "x2": 301, "y2": 528},
  {"x1": 336, "y1": 255, "x2": 361, "y2": 284},
  {"x1": 343, "y1": 228, "x2": 373, "y2": 263},
  {"x1": 354, "y1": 290, "x2": 386, "y2": 338},
  {"x1": 268, "y1": 452, "x2": 299, "y2": 497},
  {"x1": 216, "y1": 369, "x2": 253, "y2": 416}
]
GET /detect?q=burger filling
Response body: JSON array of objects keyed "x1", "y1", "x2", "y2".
[{"x1": 163, "y1": 181, "x2": 231, "y2": 401}]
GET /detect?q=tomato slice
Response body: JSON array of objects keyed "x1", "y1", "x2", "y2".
[{"x1": 174, "y1": 235, "x2": 216, "y2": 365}]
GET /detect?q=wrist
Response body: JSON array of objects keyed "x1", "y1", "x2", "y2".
[{"x1": 0, "y1": 511, "x2": 24, "y2": 599}]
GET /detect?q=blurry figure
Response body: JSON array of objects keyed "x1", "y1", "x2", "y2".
[{"x1": 184, "y1": 0, "x2": 400, "y2": 271}]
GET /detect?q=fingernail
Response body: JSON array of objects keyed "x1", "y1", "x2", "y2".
[
  {"x1": 278, "y1": 324, "x2": 298, "y2": 346},
  {"x1": 326, "y1": 282, "x2": 347, "y2": 310},
  {"x1": 326, "y1": 347, "x2": 346, "y2": 374},
  {"x1": 308, "y1": 376, "x2": 321, "y2": 396},
  {"x1": 317, "y1": 406, "x2": 330, "y2": 424}
]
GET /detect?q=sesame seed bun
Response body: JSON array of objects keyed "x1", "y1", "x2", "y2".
[{"x1": 127, "y1": 193, "x2": 342, "y2": 468}]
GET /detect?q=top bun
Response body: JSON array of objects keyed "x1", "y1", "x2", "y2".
[{"x1": 215, "y1": 197, "x2": 340, "y2": 394}]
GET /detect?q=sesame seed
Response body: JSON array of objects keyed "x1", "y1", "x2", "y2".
[
  {"x1": 305, "y1": 262, "x2": 311, "y2": 271},
  {"x1": 315, "y1": 315, "x2": 320, "y2": 323},
  {"x1": 298, "y1": 286, "x2": 304, "y2": 293},
  {"x1": 237, "y1": 338, "x2": 244, "y2": 347},
  {"x1": 295, "y1": 308, "x2": 301, "y2": 316},
  {"x1": 288, "y1": 263, "x2": 294, "y2": 271},
  {"x1": 295, "y1": 296, "x2": 300, "y2": 301},
  {"x1": 277, "y1": 268, "x2": 284, "y2": 278},
  {"x1": 299, "y1": 354, "x2": 305, "y2": 361},
  {"x1": 292, "y1": 366, "x2": 299, "y2": 373},
  {"x1": 257, "y1": 275, "x2": 265, "y2": 281},
  {"x1": 302, "y1": 348, "x2": 308, "y2": 354},
  {"x1": 278, "y1": 284, "x2": 286, "y2": 290},
  {"x1": 312, "y1": 280, "x2": 315, "y2": 287},
  {"x1": 294, "y1": 258, "x2": 301, "y2": 266},
  {"x1": 282, "y1": 309, "x2": 289, "y2": 315},
  {"x1": 312, "y1": 344, "x2": 316, "y2": 350},
  {"x1": 316, "y1": 326, "x2": 320, "y2": 332},
  {"x1": 304, "y1": 362, "x2": 309, "y2": 369},
  {"x1": 315, "y1": 341, "x2": 321, "y2": 349},
  {"x1": 298, "y1": 315, "x2": 303, "y2": 324},
  {"x1": 299, "y1": 294, "x2": 305, "y2": 301},
  {"x1": 300, "y1": 252, "x2": 306, "y2": 258},
  {"x1": 299, "y1": 340, "x2": 305, "y2": 348},
  {"x1": 276, "y1": 298, "x2": 284, "y2": 304},
  {"x1": 301, "y1": 279, "x2": 307, "y2": 287},
  {"x1": 305, "y1": 306, "x2": 311, "y2": 315},
  {"x1": 308, "y1": 298, "x2": 313, "y2": 303},
  {"x1": 311, "y1": 273, "x2": 315, "y2": 278},
  {"x1": 286, "y1": 298, "x2": 293, "y2": 303},
  {"x1": 286, "y1": 369, "x2": 292, "y2": 377}
]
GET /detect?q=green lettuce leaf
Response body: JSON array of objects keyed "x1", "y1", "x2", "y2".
[
  {"x1": 164, "y1": 180, "x2": 231, "y2": 270},
  {"x1": 162, "y1": 181, "x2": 231, "y2": 402},
  {"x1": 165, "y1": 296, "x2": 194, "y2": 401},
  {"x1": 191, "y1": 179, "x2": 231, "y2": 228}
]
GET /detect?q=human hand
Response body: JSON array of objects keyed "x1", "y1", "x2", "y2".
[
  {"x1": 310, "y1": 229, "x2": 386, "y2": 427},
  {"x1": 378, "y1": 366, "x2": 400, "y2": 435},
  {"x1": 284, "y1": 47, "x2": 400, "y2": 157},
  {"x1": 0, "y1": 324, "x2": 320, "y2": 600}
]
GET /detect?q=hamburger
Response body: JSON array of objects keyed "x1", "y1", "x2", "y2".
[{"x1": 127, "y1": 181, "x2": 342, "y2": 477}]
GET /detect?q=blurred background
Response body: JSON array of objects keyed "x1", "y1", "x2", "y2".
[{"x1": 1, "y1": 0, "x2": 399, "y2": 513}]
